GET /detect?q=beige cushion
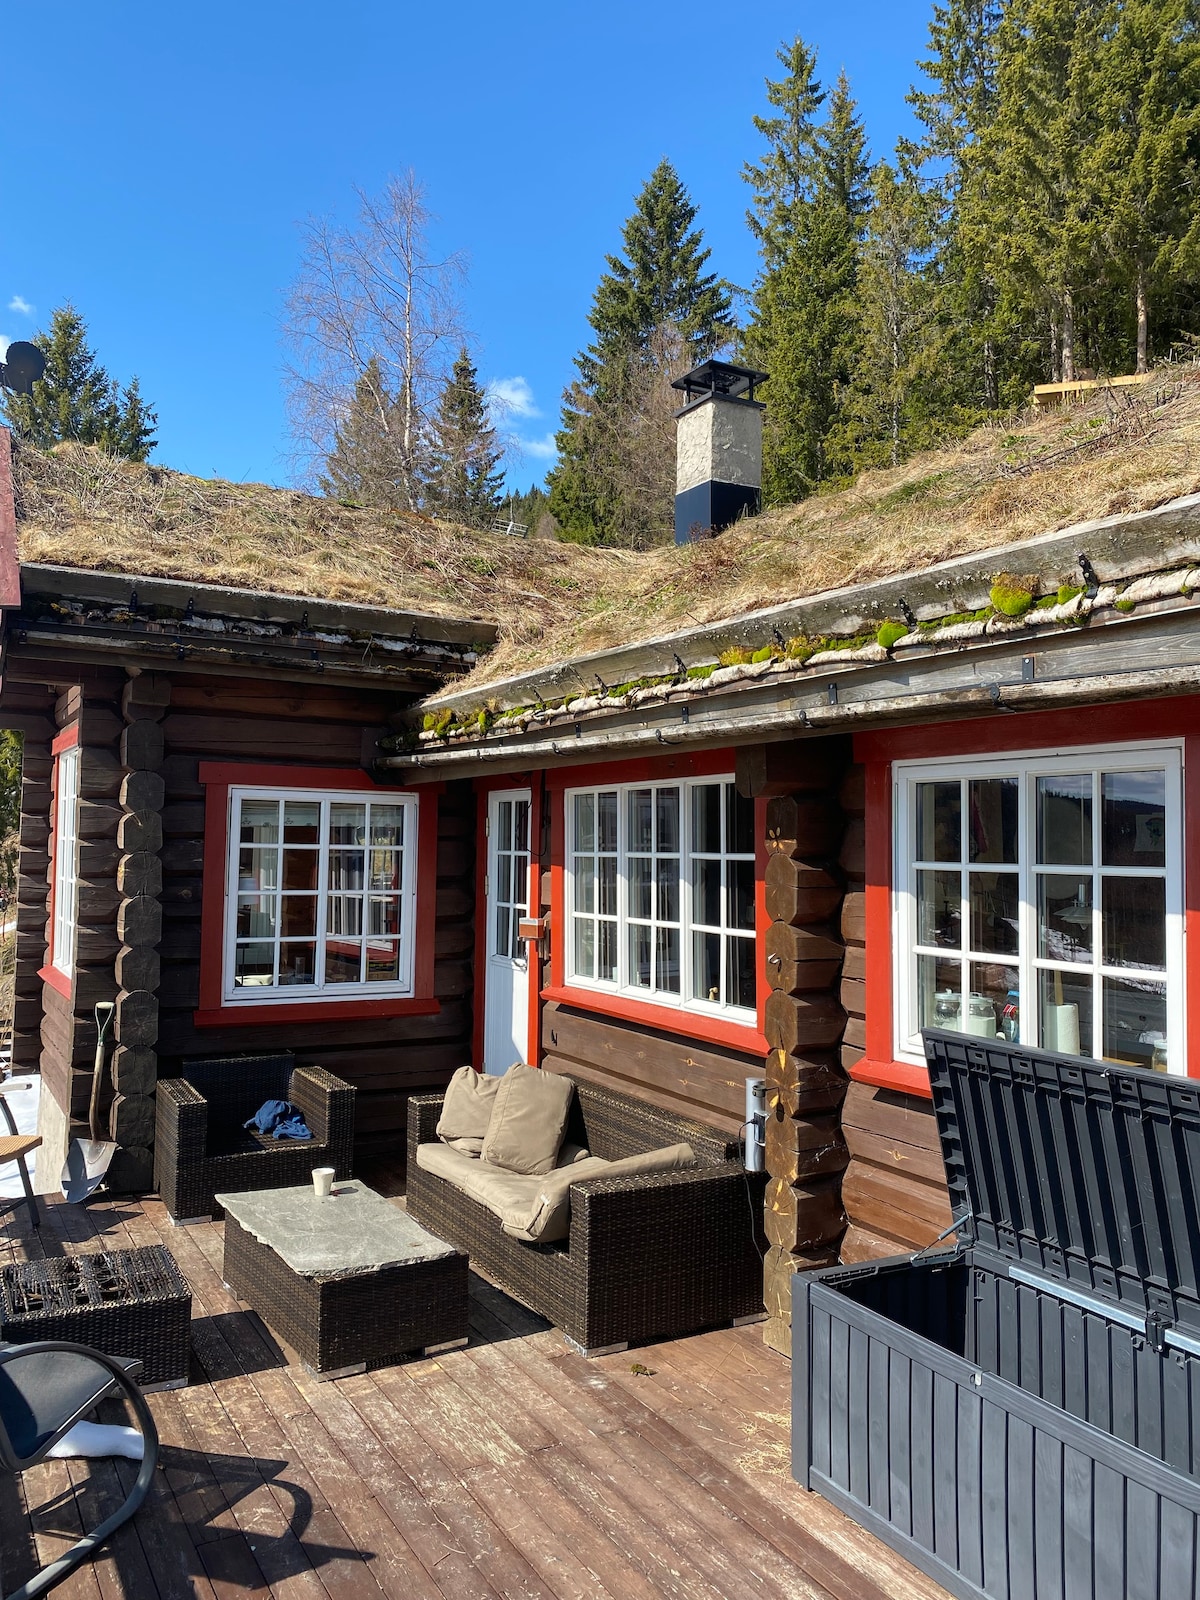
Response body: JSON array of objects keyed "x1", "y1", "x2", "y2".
[
  {"x1": 501, "y1": 1142, "x2": 698, "y2": 1244},
  {"x1": 557, "y1": 1142, "x2": 591, "y2": 1165},
  {"x1": 480, "y1": 1063, "x2": 574, "y2": 1176},
  {"x1": 443, "y1": 1136, "x2": 484, "y2": 1155},
  {"x1": 415, "y1": 1140, "x2": 545, "y2": 1216},
  {"x1": 436, "y1": 1066, "x2": 500, "y2": 1148}
]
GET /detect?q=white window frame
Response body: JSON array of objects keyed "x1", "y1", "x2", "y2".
[
  {"x1": 564, "y1": 775, "x2": 757, "y2": 1022},
  {"x1": 222, "y1": 786, "x2": 419, "y2": 1007},
  {"x1": 892, "y1": 741, "x2": 1184, "y2": 1072},
  {"x1": 51, "y1": 745, "x2": 80, "y2": 976}
]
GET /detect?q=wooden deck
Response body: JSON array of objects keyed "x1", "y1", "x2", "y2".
[{"x1": 0, "y1": 1177, "x2": 949, "y2": 1600}]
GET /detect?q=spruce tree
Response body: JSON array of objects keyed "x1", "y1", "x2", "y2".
[
  {"x1": 742, "y1": 44, "x2": 871, "y2": 501},
  {"x1": 425, "y1": 349, "x2": 504, "y2": 526},
  {"x1": 549, "y1": 162, "x2": 731, "y2": 543},
  {"x1": 3, "y1": 305, "x2": 157, "y2": 460},
  {"x1": 1088, "y1": 0, "x2": 1200, "y2": 372},
  {"x1": 320, "y1": 357, "x2": 408, "y2": 508},
  {"x1": 842, "y1": 159, "x2": 942, "y2": 469}
]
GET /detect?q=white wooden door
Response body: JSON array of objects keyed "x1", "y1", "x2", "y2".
[{"x1": 483, "y1": 789, "x2": 532, "y2": 1074}]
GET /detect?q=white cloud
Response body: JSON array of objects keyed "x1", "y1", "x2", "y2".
[
  {"x1": 7, "y1": 296, "x2": 33, "y2": 317},
  {"x1": 487, "y1": 375, "x2": 540, "y2": 419},
  {"x1": 520, "y1": 432, "x2": 558, "y2": 462}
]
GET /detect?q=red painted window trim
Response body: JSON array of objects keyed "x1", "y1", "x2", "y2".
[
  {"x1": 541, "y1": 750, "x2": 769, "y2": 1056},
  {"x1": 194, "y1": 761, "x2": 443, "y2": 1027},
  {"x1": 471, "y1": 773, "x2": 543, "y2": 1068},
  {"x1": 39, "y1": 725, "x2": 81, "y2": 1000},
  {"x1": 852, "y1": 697, "x2": 1200, "y2": 1097}
]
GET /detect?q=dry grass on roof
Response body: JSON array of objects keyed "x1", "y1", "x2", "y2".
[{"x1": 13, "y1": 366, "x2": 1200, "y2": 690}]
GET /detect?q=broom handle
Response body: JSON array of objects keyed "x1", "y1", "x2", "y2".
[{"x1": 88, "y1": 1006, "x2": 114, "y2": 1143}]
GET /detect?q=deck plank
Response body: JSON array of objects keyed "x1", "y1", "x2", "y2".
[{"x1": 0, "y1": 1190, "x2": 948, "y2": 1600}]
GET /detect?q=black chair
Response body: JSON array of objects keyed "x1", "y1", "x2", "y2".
[{"x1": 0, "y1": 1340, "x2": 159, "y2": 1600}]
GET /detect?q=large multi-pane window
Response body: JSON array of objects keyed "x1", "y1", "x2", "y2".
[
  {"x1": 223, "y1": 788, "x2": 417, "y2": 1003},
  {"x1": 51, "y1": 745, "x2": 80, "y2": 976},
  {"x1": 567, "y1": 777, "x2": 757, "y2": 1017},
  {"x1": 894, "y1": 745, "x2": 1183, "y2": 1072}
]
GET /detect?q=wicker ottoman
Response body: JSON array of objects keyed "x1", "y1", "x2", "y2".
[
  {"x1": 0, "y1": 1245, "x2": 191, "y2": 1389},
  {"x1": 216, "y1": 1180, "x2": 469, "y2": 1379}
]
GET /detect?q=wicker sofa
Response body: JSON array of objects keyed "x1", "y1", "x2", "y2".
[
  {"x1": 155, "y1": 1053, "x2": 355, "y2": 1222},
  {"x1": 406, "y1": 1075, "x2": 765, "y2": 1354}
]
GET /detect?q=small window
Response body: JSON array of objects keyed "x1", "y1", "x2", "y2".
[
  {"x1": 51, "y1": 745, "x2": 80, "y2": 976},
  {"x1": 567, "y1": 776, "x2": 756, "y2": 1018},
  {"x1": 224, "y1": 787, "x2": 418, "y2": 1004},
  {"x1": 894, "y1": 745, "x2": 1183, "y2": 1072}
]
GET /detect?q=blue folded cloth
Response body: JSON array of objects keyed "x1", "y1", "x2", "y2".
[{"x1": 244, "y1": 1099, "x2": 312, "y2": 1141}]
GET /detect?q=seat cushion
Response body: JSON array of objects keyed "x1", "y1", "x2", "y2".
[
  {"x1": 415, "y1": 1141, "x2": 546, "y2": 1217},
  {"x1": 436, "y1": 1067, "x2": 501, "y2": 1150},
  {"x1": 501, "y1": 1142, "x2": 698, "y2": 1244},
  {"x1": 480, "y1": 1064, "x2": 574, "y2": 1176}
]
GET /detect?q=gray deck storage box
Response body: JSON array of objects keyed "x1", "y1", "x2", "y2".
[{"x1": 793, "y1": 1030, "x2": 1200, "y2": 1600}]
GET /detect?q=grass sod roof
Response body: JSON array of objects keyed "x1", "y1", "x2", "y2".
[{"x1": 11, "y1": 366, "x2": 1200, "y2": 698}]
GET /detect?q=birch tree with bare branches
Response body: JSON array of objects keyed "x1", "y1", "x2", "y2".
[{"x1": 283, "y1": 171, "x2": 467, "y2": 509}]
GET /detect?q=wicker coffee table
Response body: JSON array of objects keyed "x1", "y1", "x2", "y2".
[{"x1": 216, "y1": 1180, "x2": 468, "y2": 1379}]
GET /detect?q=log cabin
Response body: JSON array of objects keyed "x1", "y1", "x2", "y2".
[{"x1": 5, "y1": 364, "x2": 1200, "y2": 1358}]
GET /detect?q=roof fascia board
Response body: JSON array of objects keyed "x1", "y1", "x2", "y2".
[
  {"x1": 426, "y1": 491, "x2": 1200, "y2": 714},
  {"x1": 18, "y1": 561, "x2": 497, "y2": 649},
  {"x1": 389, "y1": 600, "x2": 1200, "y2": 777}
]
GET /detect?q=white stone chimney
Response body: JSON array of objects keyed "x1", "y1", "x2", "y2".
[{"x1": 671, "y1": 360, "x2": 766, "y2": 544}]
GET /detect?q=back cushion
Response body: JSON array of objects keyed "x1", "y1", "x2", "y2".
[
  {"x1": 436, "y1": 1066, "x2": 501, "y2": 1153},
  {"x1": 481, "y1": 1064, "x2": 575, "y2": 1176}
]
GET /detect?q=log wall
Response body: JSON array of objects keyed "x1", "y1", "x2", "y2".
[
  {"x1": 752, "y1": 737, "x2": 853, "y2": 1355},
  {"x1": 152, "y1": 679, "x2": 475, "y2": 1168}
]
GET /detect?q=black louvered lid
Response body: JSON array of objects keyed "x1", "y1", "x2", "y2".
[{"x1": 924, "y1": 1029, "x2": 1200, "y2": 1338}]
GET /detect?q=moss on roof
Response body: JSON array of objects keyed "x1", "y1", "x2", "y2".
[{"x1": 13, "y1": 367, "x2": 1200, "y2": 689}]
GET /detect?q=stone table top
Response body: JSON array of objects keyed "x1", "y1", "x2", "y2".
[{"x1": 214, "y1": 1181, "x2": 459, "y2": 1279}]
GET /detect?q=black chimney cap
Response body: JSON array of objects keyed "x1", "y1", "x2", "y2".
[{"x1": 670, "y1": 359, "x2": 768, "y2": 410}]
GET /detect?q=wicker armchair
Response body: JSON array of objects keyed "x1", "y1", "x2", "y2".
[
  {"x1": 407, "y1": 1076, "x2": 766, "y2": 1355},
  {"x1": 154, "y1": 1053, "x2": 355, "y2": 1223}
]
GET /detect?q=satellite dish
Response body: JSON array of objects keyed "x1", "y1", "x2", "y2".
[{"x1": 0, "y1": 341, "x2": 46, "y2": 396}]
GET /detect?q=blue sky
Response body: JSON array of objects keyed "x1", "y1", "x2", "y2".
[{"x1": 1, "y1": 1, "x2": 932, "y2": 492}]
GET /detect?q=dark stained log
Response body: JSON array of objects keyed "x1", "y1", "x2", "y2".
[
  {"x1": 71, "y1": 968, "x2": 120, "y2": 1011},
  {"x1": 764, "y1": 794, "x2": 842, "y2": 857},
  {"x1": 117, "y1": 852, "x2": 162, "y2": 897},
  {"x1": 157, "y1": 997, "x2": 471, "y2": 1059},
  {"x1": 117, "y1": 811, "x2": 163, "y2": 853},
  {"x1": 763, "y1": 922, "x2": 843, "y2": 993},
  {"x1": 115, "y1": 989, "x2": 158, "y2": 1048},
  {"x1": 735, "y1": 737, "x2": 849, "y2": 798},
  {"x1": 436, "y1": 838, "x2": 472, "y2": 877},
  {"x1": 120, "y1": 770, "x2": 166, "y2": 812},
  {"x1": 108, "y1": 1092, "x2": 155, "y2": 1146},
  {"x1": 121, "y1": 674, "x2": 171, "y2": 719},
  {"x1": 161, "y1": 712, "x2": 366, "y2": 762},
  {"x1": 75, "y1": 926, "x2": 120, "y2": 965},
  {"x1": 764, "y1": 1112, "x2": 848, "y2": 1184},
  {"x1": 116, "y1": 945, "x2": 161, "y2": 994},
  {"x1": 842, "y1": 1082, "x2": 940, "y2": 1149},
  {"x1": 764, "y1": 1048, "x2": 847, "y2": 1118},
  {"x1": 111, "y1": 1045, "x2": 157, "y2": 1097},
  {"x1": 18, "y1": 813, "x2": 49, "y2": 849},
  {"x1": 843, "y1": 1121, "x2": 947, "y2": 1186},
  {"x1": 160, "y1": 876, "x2": 202, "y2": 906},
  {"x1": 77, "y1": 880, "x2": 122, "y2": 921},
  {"x1": 81, "y1": 710, "x2": 124, "y2": 744},
  {"x1": 841, "y1": 943, "x2": 865, "y2": 982},
  {"x1": 839, "y1": 816, "x2": 865, "y2": 876},
  {"x1": 105, "y1": 1145, "x2": 153, "y2": 1191},
  {"x1": 120, "y1": 720, "x2": 164, "y2": 771},
  {"x1": 763, "y1": 857, "x2": 843, "y2": 926},
  {"x1": 160, "y1": 838, "x2": 204, "y2": 873},
  {"x1": 76, "y1": 838, "x2": 121, "y2": 878},
  {"x1": 434, "y1": 920, "x2": 474, "y2": 958},
  {"x1": 117, "y1": 896, "x2": 163, "y2": 948},
  {"x1": 436, "y1": 884, "x2": 473, "y2": 920},
  {"x1": 168, "y1": 679, "x2": 400, "y2": 721},
  {"x1": 157, "y1": 964, "x2": 199, "y2": 1008},
  {"x1": 161, "y1": 801, "x2": 205, "y2": 835},
  {"x1": 160, "y1": 754, "x2": 203, "y2": 797},
  {"x1": 839, "y1": 762, "x2": 866, "y2": 813},
  {"x1": 77, "y1": 798, "x2": 123, "y2": 839},
  {"x1": 764, "y1": 989, "x2": 845, "y2": 1053},
  {"x1": 842, "y1": 1014, "x2": 867, "y2": 1053},
  {"x1": 764, "y1": 1173, "x2": 845, "y2": 1252},
  {"x1": 432, "y1": 960, "x2": 472, "y2": 999},
  {"x1": 79, "y1": 748, "x2": 123, "y2": 798},
  {"x1": 841, "y1": 891, "x2": 866, "y2": 942}
]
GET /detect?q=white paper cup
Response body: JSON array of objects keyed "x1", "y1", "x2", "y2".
[{"x1": 312, "y1": 1167, "x2": 335, "y2": 1198}]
